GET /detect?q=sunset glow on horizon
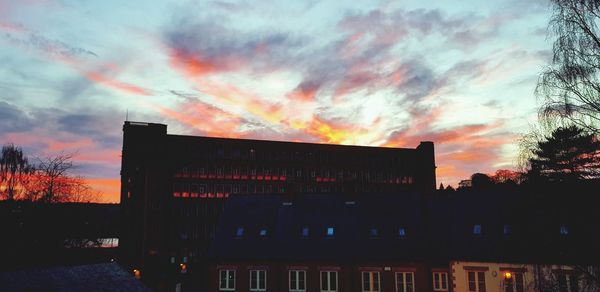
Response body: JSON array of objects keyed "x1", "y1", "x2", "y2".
[{"x1": 0, "y1": 0, "x2": 552, "y2": 203}]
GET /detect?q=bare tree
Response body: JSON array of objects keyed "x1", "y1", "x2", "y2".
[
  {"x1": 33, "y1": 152, "x2": 99, "y2": 203},
  {"x1": 0, "y1": 144, "x2": 34, "y2": 200},
  {"x1": 537, "y1": 0, "x2": 600, "y2": 134}
]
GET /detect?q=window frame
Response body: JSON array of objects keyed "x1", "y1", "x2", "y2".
[
  {"x1": 502, "y1": 271, "x2": 525, "y2": 292},
  {"x1": 320, "y1": 270, "x2": 338, "y2": 292},
  {"x1": 289, "y1": 270, "x2": 306, "y2": 292},
  {"x1": 395, "y1": 272, "x2": 415, "y2": 292},
  {"x1": 432, "y1": 272, "x2": 449, "y2": 291},
  {"x1": 219, "y1": 269, "x2": 236, "y2": 291},
  {"x1": 250, "y1": 269, "x2": 267, "y2": 291},
  {"x1": 467, "y1": 271, "x2": 486, "y2": 292},
  {"x1": 362, "y1": 271, "x2": 381, "y2": 292}
]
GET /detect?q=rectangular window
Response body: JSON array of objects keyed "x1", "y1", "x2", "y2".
[
  {"x1": 503, "y1": 272, "x2": 524, "y2": 292},
  {"x1": 219, "y1": 270, "x2": 235, "y2": 291},
  {"x1": 503, "y1": 225, "x2": 511, "y2": 236},
  {"x1": 327, "y1": 227, "x2": 334, "y2": 237},
  {"x1": 302, "y1": 227, "x2": 310, "y2": 238},
  {"x1": 396, "y1": 272, "x2": 414, "y2": 292},
  {"x1": 250, "y1": 270, "x2": 267, "y2": 291},
  {"x1": 473, "y1": 224, "x2": 482, "y2": 236},
  {"x1": 468, "y1": 271, "x2": 486, "y2": 292},
  {"x1": 321, "y1": 271, "x2": 338, "y2": 292},
  {"x1": 362, "y1": 271, "x2": 380, "y2": 292},
  {"x1": 557, "y1": 274, "x2": 578, "y2": 292},
  {"x1": 398, "y1": 227, "x2": 407, "y2": 238},
  {"x1": 289, "y1": 270, "x2": 306, "y2": 292},
  {"x1": 433, "y1": 272, "x2": 448, "y2": 291}
]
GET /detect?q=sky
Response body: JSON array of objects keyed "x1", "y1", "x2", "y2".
[{"x1": 0, "y1": 0, "x2": 552, "y2": 203}]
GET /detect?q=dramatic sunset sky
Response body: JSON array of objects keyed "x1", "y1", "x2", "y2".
[{"x1": 1, "y1": 0, "x2": 551, "y2": 203}]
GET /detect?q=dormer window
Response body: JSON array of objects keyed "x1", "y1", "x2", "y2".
[
  {"x1": 326, "y1": 227, "x2": 334, "y2": 237},
  {"x1": 235, "y1": 227, "x2": 244, "y2": 237},
  {"x1": 560, "y1": 225, "x2": 569, "y2": 236},
  {"x1": 398, "y1": 227, "x2": 407, "y2": 238},
  {"x1": 302, "y1": 227, "x2": 310, "y2": 238},
  {"x1": 259, "y1": 227, "x2": 268, "y2": 237},
  {"x1": 370, "y1": 228, "x2": 379, "y2": 238},
  {"x1": 503, "y1": 224, "x2": 511, "y2": 236},
  {"x1": 473, "y1": 224, "x2": 482, "y2": 236}
]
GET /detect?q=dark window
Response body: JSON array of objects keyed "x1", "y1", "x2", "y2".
[
  {"x1": 473, "y1": 224, "x2": 482, "y2": 236},
  {"x1": 235, "y1": 227, "x2": 244, "y2": 237},
  {"x1": 370, "y1": 228, "x2": 379, "y2": 238},
  {"x1": 302, "y1": 227, "x2": 309, "y2": 238},
  {"x1": 398, "y1": 227, "x2": 407, "y2": 238}
]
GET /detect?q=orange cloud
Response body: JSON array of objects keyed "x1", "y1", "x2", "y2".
[
  {"x1": 58, "y1": 57, "x2": 152, "y2": 96},
  {"x1": 81, "y1": 69, "x2": 151, "y2": 96},
  {"x1": 291, "y1": 115, "x2": 383, "y2": 145},
  {"x1": 153, "y1": 99, "x2": 243, "y2": 138},
  {"x1": 169, "y1": 48, "x2": 219, "y2": 77}
]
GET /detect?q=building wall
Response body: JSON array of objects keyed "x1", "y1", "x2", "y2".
[
  {"x1": 209, "y1": 261, "x2": 444, "y2": 292},
  {"x1": 451, "y1": 261, "x2": 537, "y2": 292}
]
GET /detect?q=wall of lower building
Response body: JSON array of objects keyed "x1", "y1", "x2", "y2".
[
  {"x1": 209, "y1": 261, "x2": 447, "y2": 292},
  {"x1": 451, "y1": 261, "x2": 536, "y2": 292}
]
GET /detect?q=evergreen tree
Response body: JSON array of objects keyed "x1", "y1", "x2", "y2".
[{"x1": 528, "y1": 126, "x2": 600, "y2": 181}]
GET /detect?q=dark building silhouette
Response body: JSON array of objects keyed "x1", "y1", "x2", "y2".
[
  {"x1": 207, "y1": 191, "x2": 600, "y2": 292},
  {"x1": 119, "y1": 121, "x2": 436, "y2": 288},
  {"x1": 0, "y1": 201, "x2": 120, "y2": 271}
]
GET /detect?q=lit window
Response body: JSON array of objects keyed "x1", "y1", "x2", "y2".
[
  {"x1": 250, "y1": 270, "x2": 266, "y2": 291},
  {"x1": 327, "y1": 227, "x2": 334, "y2": 237},
  {"x1": 302, "y1": 227, "x2": 310, "y2": 238},
  {"x1": 236, "y1": 227, "x2": 244, "y2": 237},
  {"x1": 362, "y1": 271, "x2": 380, "y2": 292},
  {"x1": 467, "y1": 271, "x2": 486, "y2": 292},
  {"x1": 321, "y1": 271, "x2": 338, "y2": 292},
  {"x1": 502, "y1": 271, "x2": 524, "y2": 292},
  {"x1": 473, "y1": 225, "x2": 482, "y2": 236},
  {"x1": 560, "y1": 225, "x2": 569, "y2": 236},
  {"x1": 289, "y1": 270, "x2": 306, "y2": 292},
  {"x1": 370, "y1": 228, "x2": 379, "y2": 238},
  {"x1": 259, "y1": 228, "x2": 268, "y2": 237},
  {"x1": 432, "y1": 272, "x2": 448, "y2": 291},
  {"x1": 398, "y1": 227, "x2": 407, "y2": 238},
  {"x1": 396, "y1": 272, "x2": 414, "y2": 292}
]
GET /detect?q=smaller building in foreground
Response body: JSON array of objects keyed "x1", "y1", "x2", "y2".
[{"x1": 207, "y1": 192, "x2": 600, "y2": 292}]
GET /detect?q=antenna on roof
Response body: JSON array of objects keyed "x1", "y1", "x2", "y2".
[{"x1": 126, "y1": 109, "x2": 129, "y2": 121}]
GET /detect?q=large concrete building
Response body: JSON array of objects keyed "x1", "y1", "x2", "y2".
[{"x1": 119, "y1": 121, "x2": 437, "y2": 288}]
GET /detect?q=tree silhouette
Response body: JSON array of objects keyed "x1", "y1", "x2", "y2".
[
  {"x1": 0, "y1": 144, "x2": 34, "y2": 200},
  {"x1": 528, "y1": 125, "x2": 600, "y2": 181},
  {"x1": 537, "y1": 0, "x2": 600, "y2": 134},
  {"x1": 0, "y1": 144, "x2": 98, "y2": 202},
  {"x1": 33, "y1": 153, "x2": 98, "y2": 203}
]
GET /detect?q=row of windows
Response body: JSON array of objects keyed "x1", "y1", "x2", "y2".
[
  {"x1": 172, "y1": 181, "x2": 412, "y2": 199},
  {"x1": 233, "y1": 226, "x2": 409, "y2": 239},
  {"x1": 175, "y1": 167, "x2": 414, "y2": 184},
  {"x1": 218, "y1": 269, "x2": 444, "y2": 292},
  {"x1": 185, "y1": 147, "x2": 408, "y2": 163},
  {"x1": 174, "y1": 183, "x2": 287, "y2": 196},
  {"x1": 471, "y1": 224, "x2": 570, "y2": 236}
]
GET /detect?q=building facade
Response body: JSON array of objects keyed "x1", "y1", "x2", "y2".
[
  {"x1": 119, "y1": 121, "x2": 437, "y2": 288},
  {"x1": 207, "y1": 191, "x2": 600, "y2": 292}
]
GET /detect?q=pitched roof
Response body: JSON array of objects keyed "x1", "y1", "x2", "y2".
[{"x1": 0, "y1": 263, "x2": 151, "y2": 292}]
